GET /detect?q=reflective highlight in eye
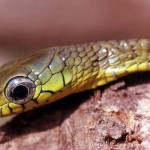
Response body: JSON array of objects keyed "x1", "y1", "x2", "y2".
[{"x1": 5, "y1": 76, "x2": 35, "y2": 104}]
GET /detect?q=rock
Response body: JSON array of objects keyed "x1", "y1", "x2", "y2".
[{"x1": 0, "y1": 72, "x2": 150, "y2": 150}]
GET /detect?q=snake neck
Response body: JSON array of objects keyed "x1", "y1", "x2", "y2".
[{"x1": 61, "y1": 39, "x2": 150, "y2": 93}]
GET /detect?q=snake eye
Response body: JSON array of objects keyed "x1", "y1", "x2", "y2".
[{"x1": 5, "y1": 76, "x2": 35, "y2": 104}]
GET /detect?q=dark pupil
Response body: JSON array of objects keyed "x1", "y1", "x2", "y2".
[{"x1": 11, "y1": 85, "x2": 29, "y2": 100}]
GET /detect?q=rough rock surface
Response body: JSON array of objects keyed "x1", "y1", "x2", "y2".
[{"x1": 0, "y1": 72, "x2": 150, "y2": 150}]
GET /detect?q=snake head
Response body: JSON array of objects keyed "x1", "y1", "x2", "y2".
[
  {"x1": 0, "y1": 48, "x2": 73, "y2": 117},
  {"x1": 0, "y1": 59, "x2": 39, "y2": 117}
]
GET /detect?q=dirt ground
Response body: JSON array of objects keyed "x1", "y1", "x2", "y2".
[{"x1": 0, "y1": 72, "x2": 150, "y2": 150}]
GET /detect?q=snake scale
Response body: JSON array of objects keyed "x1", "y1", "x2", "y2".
[{"x1": 0, "y1": 38, "x2": 150, "y2": 117}]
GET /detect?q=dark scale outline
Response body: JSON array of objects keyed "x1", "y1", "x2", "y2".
[
  {"x1": 39, "y1": 71, "x2": 65, "y2": 93},
  {"x1": 72, "y1": 66, "x2": 78, "y2": 76},
  {"x1": 81, "y1": 56, "x2": 89, "y2": 64},
  {"x1": 73, "y1": 56, "x2": 82, "y2": 67},
  {"x1": 7, "y1": 103, "x2": 13, "y2": 113},
  {"x1": 84, "y1": 61, "x2": 93, "y2": 70},
  {"x1": 79, "y1": 51, "x2": 87, "y2": 58},
  {"x1": 40, "y1": 90, "x2": 55, "y2": 94},
  {"x1": 76, "y1": 71, "x2": 84, "y2": 80},
  {"x1": 74, "y1": 57, "x2": 82, "y2": 66},
  {"x1": 76, "y1": 62, "x2": 91, "y2": 84},
  {"x1": 85, "y1": 47, "x2": 97, "y2": 63},
  {"x1": 112, "y1": 62, "x2": 129, "y2": 79},
  {"x1": 92, "y1": 60, "x2": 99, "y2": 67},
  {"x1": 23, "y1": 65, "x2": 34, "y2": 77},
  {"x1": 98, "y1": 57, "x2": 109, "y2": 69},
  {"x1": 37, "y1": 67, "x2": 52, "y2": 85},
  {"x1": 31, "y1": 90, "x2": 55, "y2": 105},
  {"x1": 90, "y1": 55, "x2": 99, "y2": 62},
  {"x1": 77, "y1": 63, "x2": 85, "y2": 73},
  {"x1": 61, "y1": 71, "x2": 66, "y2": 87},
  {"x1": 75, "y1": 45, "x2": 85, "y2": 53},
  {"x1": 87, "y1": 49, "x2": 96, "y2": 58},
  {"x1": 91, "y1": 66, "x2": 99, "y2": 77},
  {"x1": 98, "y1": 49, "x2": 109, "y2": 62},
  {"x1": 65, "y1": 57, "x2": 75, "y2": 69},
  {"x1": 25, "y1": 48, "x2": 56, "y2": 77},
  {"x1": 83, "y1": 66, "x2": 93, "y2": 77},
  {"x1": 71, "y1": 51, "x2": 79, "y2": 59},
  {"x1": 32, "y1": 84, "x2": 42, "y2": 102},
  {"x1": 108, "y1": 55, "x2": 121, "y2": 65},
  {"x1": 32, "y1": 99, "x2": 39, "y2": 104},
  {"x1": 37, "y1": 80, "x2": 48, "y2": 86},
  {"x1": 78, "y1": 47, "x2": 89, "y2": 64},
  {"x1": 86, "y1": 45, "x2": 94, "y2": 53},
  {"x1": 28, "y1": 71, "x2": 38, "y2": 81},
  {"x1": 58, "y1": 48, "x2": 72, "y2": 61},
  {"x1": 48, "y1": 55, "x2": 66, "y2": 75}
]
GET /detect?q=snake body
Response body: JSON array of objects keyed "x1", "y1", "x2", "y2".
[{"x1": 0, "y1": 39, "x2": 150, "y2": 117}]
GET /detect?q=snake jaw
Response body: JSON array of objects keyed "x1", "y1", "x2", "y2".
[
  {"x1": 0, "y1": 103, "x2": 11, "y2": 117},
  {"x1": 0, "y1": 102, "x2": 29, "y2": 117}
]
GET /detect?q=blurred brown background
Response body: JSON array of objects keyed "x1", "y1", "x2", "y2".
[{"x1": 0, "y1": 0, "x2": 150, "y2": 64}]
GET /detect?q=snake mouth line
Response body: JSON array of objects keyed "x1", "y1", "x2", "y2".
[
  {"x1": 0, "y1": 103, "x2": 25, "y2": 117},
  {"x1": 0, "y1": 103, "x2": 12, "y2": 117}
]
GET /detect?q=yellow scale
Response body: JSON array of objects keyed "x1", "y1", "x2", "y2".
[{"x1": 0, "y1": 38, "x2": 150, "y2": 117}]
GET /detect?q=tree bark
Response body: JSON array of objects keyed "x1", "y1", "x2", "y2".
[{"x1": 0, "y1": 72, "x2": 150, "y2": 150}]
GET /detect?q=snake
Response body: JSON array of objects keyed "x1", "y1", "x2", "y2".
[{"x1": 0, "y1": 38, "x2": 150, "y2": 117}]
